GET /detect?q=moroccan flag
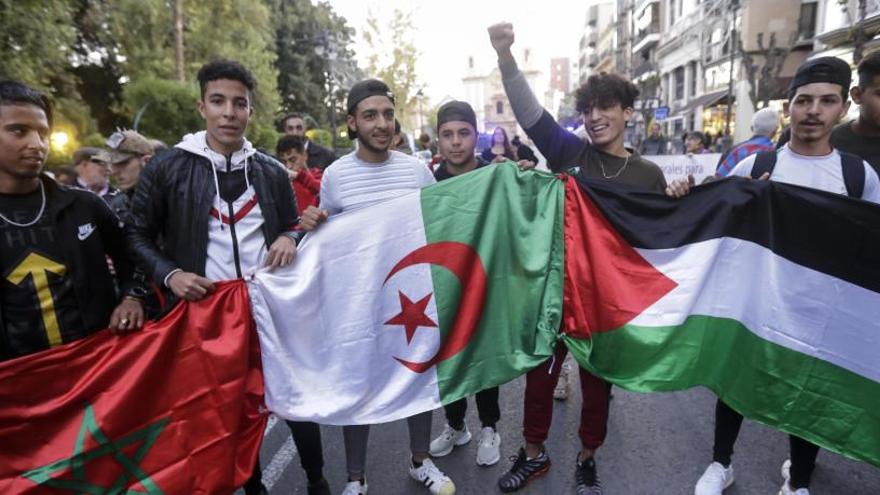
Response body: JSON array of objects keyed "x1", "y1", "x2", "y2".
[
  {"x1": 562, "y1": 175, "x2": 880, "y2": 467},
  {"x1": 248, "y1": 163, "x2": 564, "y2": 425},
  {"x1": 0, "y1": 281, "x2": 266, "y2": 493}
]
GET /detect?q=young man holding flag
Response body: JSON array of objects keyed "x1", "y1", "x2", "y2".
[
  {"x1": 0, "y1": 80, "x2": 145, "y2": 359},
  {"x1": 126, "y1": 60, "x2": 330, "y2": 495},
  {"x1": 427, "y1": 100, "x2": 501, "y2": 466},
  {"x1": 693, "y1": 57, "x2": 880, "y2": 495},
  {"x1": 299, "y1": 79, "x2": 456, "y2": 495},
  {"x1": 487, "y1": 21, "x2": 669, "y2": 495}
]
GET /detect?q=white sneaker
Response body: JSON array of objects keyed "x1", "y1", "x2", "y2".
[
  {"x1": 779, "y1": 482, "x2": 810, "y2": 495},
  {"x1": 429, "y1": 423, "x2": 471, "y2": 457},
  {"x1": 779, "y1": 459, "x2": 810, "y2": 495},
  {"x1": 781, "y1": 459, "x2": 791, "y2": 482},
  {"x1": 341, "y1": 478, "x2": 368, "y2": 495},
  {"x1": 475, "y1": 426, "x2": 501, "y2": 466},
  {"x1": 694, "y1": 462, "x2": 734, "y2": 494},
  {"x1": 410, "y1": 458, "x2": 456, "y2": 495}
]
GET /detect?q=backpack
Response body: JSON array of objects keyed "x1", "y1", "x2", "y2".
[{"x1": 751, "y1": 150, "x2": 865, "y2": 198}]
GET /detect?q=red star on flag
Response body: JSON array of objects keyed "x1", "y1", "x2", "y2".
[{"x1": 385, "y1": 291, "x2": 438, "y2": 344}]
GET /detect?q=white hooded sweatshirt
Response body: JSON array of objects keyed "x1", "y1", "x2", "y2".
[{"x1": 175, "y1": 131, "x2": 268, "y2": 281}]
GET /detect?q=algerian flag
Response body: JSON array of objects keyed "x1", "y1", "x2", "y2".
[
  {"x1": 248, "y1": 163, "x2": 563, "y2": 425},
  {"x1": 561, "y1": 176, "x2": 880, "y2": 468}
]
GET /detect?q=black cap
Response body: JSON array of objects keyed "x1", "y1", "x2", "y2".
[
  {"x1": 437, "y1": 101, "x2": 477, "y2": 131},
  {"x1": 788, "y1": 57, "x2": 852, "y2": 98},
  {"x1": 346, "y1": 79, "x2": 394, "y2": 115}
]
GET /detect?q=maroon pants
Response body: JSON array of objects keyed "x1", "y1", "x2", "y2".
[{"x1": 523, "y1": 344, "x2": 612, "y2": 450}]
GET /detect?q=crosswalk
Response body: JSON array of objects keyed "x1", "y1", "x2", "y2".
[{"x1": 259, "y1": 415, "x2": 298, "y2": 490}]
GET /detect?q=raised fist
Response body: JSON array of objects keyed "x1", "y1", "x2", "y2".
[{"x1": 488, "y1": 22, "x2": 515, "y2": 57}]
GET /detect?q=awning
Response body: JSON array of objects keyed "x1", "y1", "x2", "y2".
[{"x1": 673, "y1": 90, "x2": 730, "y2": 117}]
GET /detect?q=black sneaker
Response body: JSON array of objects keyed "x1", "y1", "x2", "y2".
[
  {"x1": 497, "y1": 447, "x2": 552, "y2": 493},
  {"x1": 307, "y1": 477, "x2": 331, "y2": 495},
  {"x1": 574, "y1": 456, "x2": 603, "y2": 495}
]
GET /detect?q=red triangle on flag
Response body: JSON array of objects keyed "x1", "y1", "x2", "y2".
[{"x1": 562, "y1": 178, "x2": 677, "y2": 338}]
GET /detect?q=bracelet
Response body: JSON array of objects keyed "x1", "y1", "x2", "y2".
[{"x1": 124, "y1": 296, "x2": 144, "y2": 304}]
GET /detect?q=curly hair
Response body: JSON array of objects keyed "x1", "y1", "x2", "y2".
[
  {"x1": 858, "y1": 50, "x2": 880, "y2": 89},
  {"x1": 574, "y1": 73, "x2": 639, "y2": 114},
  {"x1": 197, "y1": 59, "x2": 256, "y2": 99}
]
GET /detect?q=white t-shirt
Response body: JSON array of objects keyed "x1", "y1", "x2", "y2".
[
  {"x1": 319, "y1": 150, "x2": 436, "y2": 215},
  {"x1": 729, "y1": 144, "x2": 880, "y2": 204}
]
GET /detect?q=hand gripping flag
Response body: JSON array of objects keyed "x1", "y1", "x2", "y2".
[
  {"x1": 563, "y1": 174, "x2": 880, "y2": 468},
  {"x1": 0, "y1": 281, "x2": 266, "y2": 494}
]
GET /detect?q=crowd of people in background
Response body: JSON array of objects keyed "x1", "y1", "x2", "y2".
[{"x1": 2, "y1": 17, "x2": 879, "y2": 495}]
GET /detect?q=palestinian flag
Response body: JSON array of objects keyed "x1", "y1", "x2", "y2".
[
  {"x1": 248, "y1": 163, "x2": 564, "y2": 425},
  {"x1": 562, "y1": 174, "x2": 880, "y2": 468},
  {"x1": 0, "y1": 281, "x2": 265, "y2": 493}
]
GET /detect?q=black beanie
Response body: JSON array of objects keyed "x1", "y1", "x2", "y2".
[
  {"x1": 437, "y1": 101, "x2": 477, "y2": 131},
  {"x1": 346, "y1": 79, "x2": 394, "y2": 115},
  {"x1": 788, "y1": 57, "x2": 852, "y2": 98}
]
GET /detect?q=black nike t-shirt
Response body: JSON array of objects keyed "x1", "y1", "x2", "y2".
[{"x1": 0, "y1": 189, "x2": 84, "y2": 359}]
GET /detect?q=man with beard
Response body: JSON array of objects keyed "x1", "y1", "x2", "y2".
[
  {"x1": 694, "y1": 56, "x2": 879, "y2": 495},
  {"x1": 487, "y1": 22, "x2": 667, "y2": 495},
  {"x1": 0, "y1": 80, "x2": 144, "y2": 362},
  {"x1": 299, "y1": 79, "x2": 455, "y2": 495}
]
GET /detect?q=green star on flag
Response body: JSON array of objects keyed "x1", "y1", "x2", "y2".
[{"x1": 22, "y1": 403, "x2": 169, "y2": 494}]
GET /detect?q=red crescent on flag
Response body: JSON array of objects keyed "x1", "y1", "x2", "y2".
[{"x1": 383, "y1": 241, "x2": 487, "y2": 373}]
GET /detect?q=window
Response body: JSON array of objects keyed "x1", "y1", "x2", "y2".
[
  {"x1": 669, "y1": 0, "x2": 678, "y2": 25},
  {"x1": 797, "y1": 2, "x2": 818, "y2": 40},
  {"x1": 674, "y1": 66, "x2": 685, "y2": 101},
  {"x1": 689, "y1": 61, "x2": 698, "y2": 97},
  {"x1": 468, "y1": 56, "x2": 474, "y2": 69},
  {"x1": 496, "y1": 101, "x2": 504, "y2": 115}
]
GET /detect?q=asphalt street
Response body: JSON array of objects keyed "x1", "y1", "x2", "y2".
[{"x1": 249, "y1": 374, "x2": 880, "y2": 494}]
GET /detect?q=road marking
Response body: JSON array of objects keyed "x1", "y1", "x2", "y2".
[
  {"x1": 264, "y1": 414, "x2": 278, "y2": 437},
  {"x1": 263, "y1": 436, "x2": 298, "y2": 490}
]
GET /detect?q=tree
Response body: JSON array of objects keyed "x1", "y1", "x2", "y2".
[
  {"x1": 0, "y1": 0, "x2": 77, "y2": 89},
  {"x1": 101, "y1": 0, "x2": 281, "y2": 148},
  {"x1": 739, "y1": 32, "x2": 794, "y2": 109},
  {"x1": 268, "y1": 0, "x2": 359, "y2": 130},
  {"x1": 120, "y1": 77, "x2": 202, "y2": 146},
  {"x1": 362, "y1": 8, "x2": 422, "y2": 131}
]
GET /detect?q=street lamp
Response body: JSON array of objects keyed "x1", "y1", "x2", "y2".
[
  {"x1": 50, "y1": 131, "x2": 70, "y2": 154},
  {"x1": 416, "y1": 89, "x2": 424, "y2": 135}
]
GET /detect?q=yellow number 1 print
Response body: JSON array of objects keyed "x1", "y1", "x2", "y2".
[{"x1": 7, "y1": 252, "x2": 67, "y2": 347}]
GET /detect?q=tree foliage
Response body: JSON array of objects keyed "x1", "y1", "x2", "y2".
[
  {"x1": 2, "y1": 0, "x2": 359, "y2": 160},
  {"x1": 269, "y1": 0, "x2": 359, "y2": 129},
  {"x1": 363, "y1": 8, "x2": 422, "y2": 131}
]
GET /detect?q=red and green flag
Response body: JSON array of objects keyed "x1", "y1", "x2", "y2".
[
  {"x1": 248, "y1": 163, "x2": 564, "y2": 424},
  {"x1": 251, "y1": 163, "x2": 880, "y2": 468},
  {"x1": 562, "y1": 174, "x2": 880, "y2": 468},
  {"x1": 0, "y1": 281, "x2": 265, "y2": 493}
]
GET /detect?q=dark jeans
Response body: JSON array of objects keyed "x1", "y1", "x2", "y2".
[
  {"x1": 246, "y1": 420, "x2": 325, "y2": 491},
  {"x1": 713, "y1": 399, "x2": 819, "y2": 489},
  {"x1": 443, "y1": 386, "x2": 500, "y2": 430}
]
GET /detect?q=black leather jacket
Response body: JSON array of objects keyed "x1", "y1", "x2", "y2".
[
  {"x1": 0, "y1": 176, "x2": 141, "y2": 360},
  {"x1": 127, "y1": 147, "x2": 299, "y2": 298}
]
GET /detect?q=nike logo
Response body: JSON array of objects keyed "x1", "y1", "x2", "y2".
[{"x1": 77, "y1": 223, "x2": 96, "y2": 241}]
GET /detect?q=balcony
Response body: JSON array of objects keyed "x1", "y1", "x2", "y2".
[
  {"x1": 634, "y1": 0, "x2": 660, "y2": 13},
  {"x1": 588, "y1": 32, "x2": 598, "y2": 48},
  {"x1": 632, "y1": 23, "x2": 661, "y2": 54},
  {"x1": 633, "y1": 61, "x2": 657, "y2": 80}
]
